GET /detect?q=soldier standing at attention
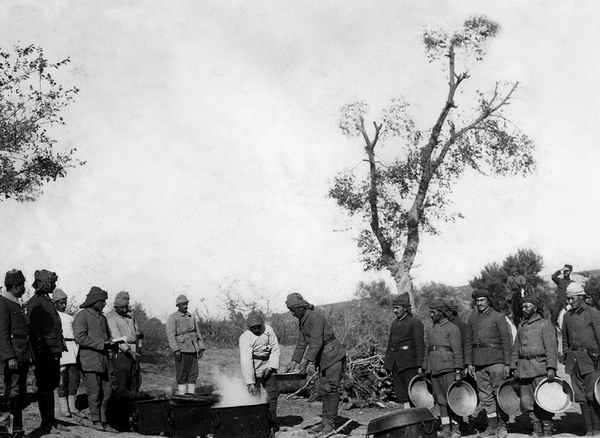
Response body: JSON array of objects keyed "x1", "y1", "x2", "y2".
[
  {"x1": 511, "y1": 292, "x2": 557, "y2": 437},
  {"x1": 562, "y1": 282, "x2": 600, "y2": 435},
  {"x1": 424, "y1": 299, "x2": 463, "y2": 438},
  {"x1": 0, "y1": 270, "x2": 30, "y2": 438},
  {"x1": 52, "y1": 288, "x2": 81, "y2": 419},
  {"x1": 166, "y1": 295, "x2": 205, "y2": 396},
  {"x1": 284, "y1": 293, "x2": 346, "y2": 437},
  {"x1": 27, "y1": 269, "x2": 68, "y2": 434},
  {"x1": 383, "y1": 293, "x2": 425, "y2": 409},
  {"x1": 464, "y1": 289, "x2": 511, "y2": 438}
]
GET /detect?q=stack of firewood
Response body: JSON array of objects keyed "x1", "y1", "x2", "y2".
[{"x1": 341, "y1": 354, "x2": 394, "y2": 409}]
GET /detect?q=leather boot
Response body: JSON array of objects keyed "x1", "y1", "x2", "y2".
[
  {"x1": 68, "y1": 395, "x2": 84, "y2": 418},
  {"x1": 592, "y1": 403, "x2": 600, "y2": 433},
  {"x1": 9, "y1": 397, "x2": 23, "y2": 434},
  {"x1": 531, "y1": 420, "x2": 542, "y2": 438},
  {"x1": 496, "y1": 416, "x2": 507, "y2": 438},
  {"x1": 541, "y1": 420, "x2": 553, "y2": 437},
  {"x1": 318, "y1": 394, "x2": 338, "y2": 436},
  {"x1": 582, "y1": 402, "x2": 594, "y2": 435},
  {"x1": 479, "y1": 416, "x2": 496, "y2": 437}
]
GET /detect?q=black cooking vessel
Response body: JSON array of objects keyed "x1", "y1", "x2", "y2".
[{"x1": 210, "y1": 403, "x2": 275, "y2": 438}]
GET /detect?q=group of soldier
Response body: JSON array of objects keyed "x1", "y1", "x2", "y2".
[
  {"x1": 0, "y1": 269, "x2": 144, "y2": 437},
  {"x1": 383, "y1": 264, "x2": 600, "y2": 438}
]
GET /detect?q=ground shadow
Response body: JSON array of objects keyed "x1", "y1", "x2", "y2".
[{"x1": 302, "y1": 416, "x2": 361, "y2": 435}]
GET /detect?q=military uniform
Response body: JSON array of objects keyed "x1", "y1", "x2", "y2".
[
  {"x1": 287, "y1": 293, "x2": 346, "y2": 435},
  {"x1": 464, "y1": 300, "x2": 511, "y2": 424},
  {"x1": 562, "y1": 291, "x2": 600, "y2": 433},
  {"x1": 27, "y1": 270, "x2": 66, "y2": 431},
  {"x1": 384, "y1": 311, "x2": 425, "y2": 404},
  {"x1": 166, "y1": 295, "x2": 205, "y2": 395},
  {"x1": 512, "y1": 312, "x2": 557, "y2": 435},
  {"x1": 424, "y1": 308, "x2": 463, "y2": 437},
  {"x1": 551, "y1": 269, "x2": 572, "y2": 325},
  {"x1": 0, "y1": 285, "x2": 31, "y2": 435},
  {"x1": 73, "y1": 287, "x2": 113, "y2": 425}
]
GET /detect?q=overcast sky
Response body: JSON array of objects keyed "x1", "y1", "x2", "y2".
[{"x1": 1, "y1": 1, "x2": 599, "y2": 319}]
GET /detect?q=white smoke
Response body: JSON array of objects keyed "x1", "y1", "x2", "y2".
[{"x1": 212, "y1": 367, "x2": 267, "y2": 407}]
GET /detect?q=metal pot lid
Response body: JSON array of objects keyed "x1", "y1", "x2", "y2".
[
  {"x1": 447, "y1": 380, "x2": 478, "y2": 418},
  {"x1": 534, "y1": 377, "x2": 574, "y2": 414},
  {"x1": 496, "y1": 379, "x2": 521, "y2": 420},
  {"x1": 366, "y1": 407, "x2": 436, "y2": 434},
  {"x1": 408, "y1": 374, "x2": 434, "y2": 409}
]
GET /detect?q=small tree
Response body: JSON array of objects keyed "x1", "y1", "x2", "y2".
[
  {"x1": 330, "y1": 16, "x2": 535, "y2": 303},
  {"x1": 1, "y1": 44, "x2": 83, "y2": 201},
  {"x1": 354, "y1": 279, "x2": 392, "y2": 306}
]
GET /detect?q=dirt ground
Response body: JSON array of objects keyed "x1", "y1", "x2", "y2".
[{"x1": 12, "y1": 347, "x2": 600, "y2": 437}]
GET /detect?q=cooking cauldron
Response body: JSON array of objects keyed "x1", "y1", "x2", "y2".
[{"x1": 210, "y1": 403, "x2": 275, "y2": 438}]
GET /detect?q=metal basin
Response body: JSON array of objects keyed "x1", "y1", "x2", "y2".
[
  {"x1": 534, "y1": 377, "x2": 573, "y2": 414},
  {"x1": 407, "y1": 374, "x2": 434, "y2": 409},
  {"x1": 447, "y1": 379, "x2": 478, "y2": 420},
  {"x1": 496, "y1": 378, "x2": 521, "y2": 422}
]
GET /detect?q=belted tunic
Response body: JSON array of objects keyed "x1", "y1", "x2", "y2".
[
  {"x1": 512, "y1": 313, "x2": 557, "y2": 378},
  {"x1": 383, "y1": 314, "x2": 425, "y2": 372}
]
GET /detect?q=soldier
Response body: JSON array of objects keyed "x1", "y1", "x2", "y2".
[
  {"x1": 551, "y1": 264, "x2": 573, "y2": 324},
  {"x1": 52, "y1": 288, "x2": 81, "y2": 419},
  {"x1": 284, "y1": 293, "x2": 346, "y2": 437},
  {"x1": 464, "y1": 289, "x2": 511, "y2": 438},
  {"x1": 0, "y1": 270, "x2": 30, "y2": 438},
  {"x1": 562, "y1": 282, "x2": 600, "y2": 435},
  {"x1": 239, "y1": 310, "x2": 280, "y2": 422},
  {"x1": 511, "y1": 292, "x2": 557, "y2": 437},
  {"x1": 166, "y1": 295, "x2": 205, "y2": 395},
  {"x1": 383, "y1": 293, "x2": 425, "y2": 409},
  {"x1": 73, "y1": 286, "x2": 115, "y2": 431},
  {"x1": 424, "y1": 300, "x2": 463, "y2": 438},
  {"x1": 27, "y1": 269, "x2": 68, "y2": 434},
  {"x1": 106, "y1": 291, "x2": 143, "y2": 398}
]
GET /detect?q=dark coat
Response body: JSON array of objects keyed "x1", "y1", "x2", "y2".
[
  {"x1": 512, "y1": 313, "x2": 557, "y2": 378},
  {"x1": 464, "y1": 307, "x2": 512, "y2": 367},
  {"x1": 424, "y1": 318, "x2": 463, "y2": 375},
  {"x1": 27, "y1": 293, "x2": 65, "y2": 356},
  {"x1": 383, "y1": 314, "x2": 425, "y2": 372},
  {"x1": 563, "y1": 304, "x2": 600, "y2": 376},
  {"x1": 0, "y1": 295, "x2": 31, "y2": 363},
  {"x1": 73, "y1": 308, "x2": 111, "y2": 373},
  {"x1": 551, "y1": 271, "x2": 572, "y2": 324},
  {"x1": 291, "y1": 308, "x2": 345, "y2": 371}
]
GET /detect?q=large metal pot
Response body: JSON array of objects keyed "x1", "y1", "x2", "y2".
[
  {"x1": 274, "y1": 372, "x2": 307, "y2": 394},
  {"x1": 534, "y1": 377, "x2": 574, "y2": 414},
  {"x1": 366, "y1": 407, "x2": 438, "y2": 437},
  {"x1": 407, "y1": 374, "x2": 434, "y2": 409},
  {"x1": 209, "y1": 403, "x2": 275, "y2": 438},
  {"x1": 447, "y1": 379, "x2": 478, "y2": 421},
  {"x1": 496, "y1": 378, "x2": 521, "y2": 422}
]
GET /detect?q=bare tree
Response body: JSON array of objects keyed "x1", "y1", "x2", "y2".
[{"x1": 330, "y1": 16, "x2": 535, "y2": 304}]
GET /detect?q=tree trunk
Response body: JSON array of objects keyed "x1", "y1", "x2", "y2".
[{"x1": 386, "y1": 258, "x2": 416, "y2": 307}]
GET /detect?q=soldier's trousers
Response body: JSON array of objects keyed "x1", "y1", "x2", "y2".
[
  {"x1": 175, "y1": 352, "x2": 198, "y2": 384},
  {"x1": 318, "y1": 358, "x2": 345, "y2": 429},
  {"x1": 518, "y1": 376, "x2": 553, "y2": 423},
  {"x1": 568, "y1": 364, "x2": 600, "y2": 403},
  {"x1": 34, "y1": 353, "x2": 61, "y2": 427},
  {"x1": 432, "y1": 371, "x2": 455, "y2": 419},
  {"x1": 474, "y1": 363, "x2": 505, "y2": 417},
  {"x1": 256, "y1": 373, "x2": 279, "y2": 420},
  {"x1": 3, "y1": 362, "x2": 29, "y2": 431},
  {"x1": 391, "y1": 365, "x2": 418, "y2": 404},
  {"x1": 58, "y1": 364, "x2": 81, "y2": 397},
  {"x1": 112, "y1": 352, "x2": 138, "y2": 398},
  {"x1": 82, "y1": 371, "x2": 112, "y2": 423}
]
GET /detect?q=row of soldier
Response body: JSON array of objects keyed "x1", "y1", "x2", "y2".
[
  {"x1": 383, "y1": 280, "x2": 599, "y2": 438},
  {"x1": 0, "y1": 269, "x2": 146, "y2": 436}
]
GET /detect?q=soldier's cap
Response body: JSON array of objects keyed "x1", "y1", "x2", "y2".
[
  {"x1": 32, "y1": 269, "x2": 58, "y2": 291},
  {"x1": 114, "y1": 291, "x2": 130, "y2": 307},
  {"x1": 4, "y1": 270, "x2": 25, "y2": 288},
  {"x1": 472, "y1": 289, "x2": 490, "y2": 299},
  {"x1": 286, "y1": 292, "x2": 311, "y2": 309},
  {"x1": 80, "y1": 286, "x2": 108, "y2": 308},
  {"x1": 428, "y1": 299, "x2": 446, "y2": 312},
  {"x1": 566, "y1": 282, "x2": 585, "y2": 297},
  {"x1": 391, "y1": 293, "x2": 410, "y2": 307},
  {"x1": 246, "y1": 310, "x2": 265, "y2": 328},
  {"x1": 52, "y1": 288, "x2": 68, "y2": 302},
  {"x1": 564, "y1": 264, "x2": 573, "y2": 271},
  {"x1": 176, "y1": 294, "x2": 189, "y2": 305}
]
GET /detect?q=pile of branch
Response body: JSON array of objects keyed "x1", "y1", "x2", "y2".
[{"x1": 341, "y1": 353, "x2": 394, "y2": 409}]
